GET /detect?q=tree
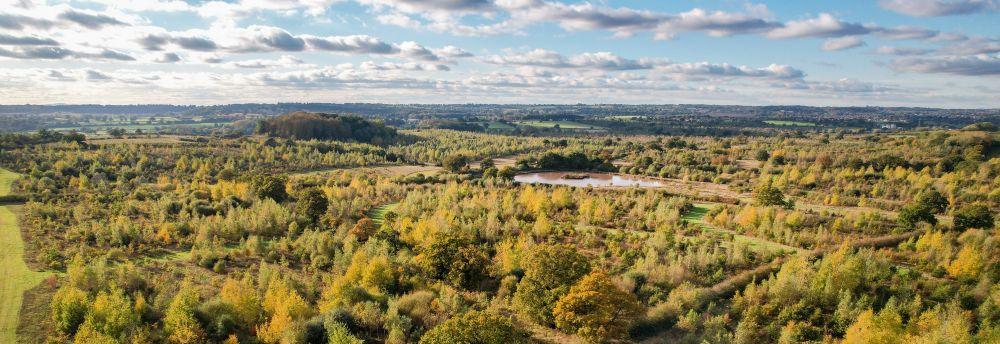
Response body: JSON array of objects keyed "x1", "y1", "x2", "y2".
[
  {"x1": 513, "y1": 244, "x2": 591, "y2": 325},
  {"x1": 418, "y1": 235, "x2": 489, "y2": 289},
  {"x1": 296, "y1": 188, "x2": 328, "y2": 223},
  {"x1": 953, "y1": 203, "x2": 993, "y2": 231},
  {"x1": 442, "y1": 154, "x2": 469, "y2": 173},
  {"x1": 76, "y1": 287, "x2": 140, "y2": 342},
  {"x1": 897, "y1": 203, "x2": 937, "y2": 228},
  {"x1": 219, "y1": 276, "x2": 264, "y2": 329},
  {"x1": 164, "y1": 284, "x2": 205, "y2": 344},
  {"x1": 419, "y1": 311, "x2": 528, "y2": 344},
  {"x1": 52, "y1": 285, "x2": 89, "y2": 335},
  {"x1": 754, "y1": 183, "x2": 786, "y2": 207},
  {"x1": 916, "y1": 189, "x2": 948, "y2": 214},
  {"x1": 251, "y1": 175, "x2": 288, "y2": 202},
  {"x1": 842, "y1": 309, "x2": 904, "y2": 344},
  {"x1": 553, "y1": 270, "x2": 641, "y2": 343}
]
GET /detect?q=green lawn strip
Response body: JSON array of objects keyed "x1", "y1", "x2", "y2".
[
  {"x1": 368, "y1": 202, "x2": 400, "y2": 225},
  {"x1": 0, "y1": 169, "x2": 50, "y2": 343},
  {"x1": 764, "y1": 120, "x2": 816, "y2": 127},
  {"x1": 513, "y1": 120, "x2": 605, "y2": 130},
  {"x1": 684, "y1": 203, "x2": 807, "y2": 255}
]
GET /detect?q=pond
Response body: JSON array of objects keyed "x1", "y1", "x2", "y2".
[{"x1": 513, "y1": 171, "x2": 666, "y2": 188}]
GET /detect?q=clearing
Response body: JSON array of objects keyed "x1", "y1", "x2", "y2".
[
  {"x1": 764, "y1": 120, "x2": 816, "y2": 127},
  {"x1": 367, "y1": 202, "x2": 400, "y2": 225},
  {"x1": 0, "y1": 169, "x2": 49, "y2": 343},
  {"x1": 513, "y1": 120, "x2": 605, "y2": 130},
  {"x1": 683, "y1": 203, "x2": 806, "y2": 255}
]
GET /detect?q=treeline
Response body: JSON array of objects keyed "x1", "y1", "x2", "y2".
[{"x1": 256, "y1": 112, "x2": 400, "y2": 145}]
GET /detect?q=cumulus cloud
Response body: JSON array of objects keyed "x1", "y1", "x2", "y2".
[
  {"x1": 822, "y1": 36, "x2": 866, "y2": 51},
  {"x1": 484, "y1": 49, "x2": 658, "y2": 70},
  {"x1": 879, "y1": 0, "x2": 997, "y2": 17},
  {"x1": 0, "y1": 33, "x2": 58, "y2": 46},
  {"x1": 873, "y1": 46, "x2": 933, "y2": 56},
  {"x1": 483, "y1": 49, "x2": 804, "y2": 78},
  {"x1": 767, "y1": 13, "x2": 873, "y2": 39},
  {"x1": 654, "y1": 8, "x2": 781, "y2": 39},
  {"x1": 58, "y1": 9, "x2": 128, "y2": 29},
  {"x1": 776, "y1": 78, "x2": 894, "y2": 93},
  {"x1": 658, "y1": 62, "x2": 805, "y2": 79},
  {"x1": 0, "y1": 46, "x2": 75, "y2": 59},
  {"x1": 890, "y1": 54, "x2": 1000, "y2": 75},
  {"x1": 360, "y1": 61, "x2": 451, "y2": 71},
  {"x1": 304, "y1": 35, "x2": 397, "y2": 55},
  {"x1": 0, "y1": 13, "x2": 55, "y2": 30},
  {"x1": 227, "y1": 55, "x2": 305, "y2": 69},
  {"x1": 155, "y1": 52, "x2": 181, "y2": 63}
]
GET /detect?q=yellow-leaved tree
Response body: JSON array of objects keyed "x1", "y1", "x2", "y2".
[{"x1": 552, "y1": 269, "x2": 641, "y2": 343}]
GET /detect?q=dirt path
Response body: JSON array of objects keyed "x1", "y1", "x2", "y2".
[
  {"x1": 0, "y1": 169, "x2": 49, "y2": 343},
  {"x1": 639, "y1": 205, "x2": 920, "y2": 343}
]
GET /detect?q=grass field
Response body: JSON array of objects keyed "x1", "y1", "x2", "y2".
[
  {"x1": 0, "y1": 169, "x2": 49, "y2": 343},
  {"x1": 368, "y1": 202, "x2": 400, "y2": 225},
  {"x1": 485, "y1": 122, "x2": 516, "y2": 130},
  {"x1": 513, "y1": 120, "x2": 605, "y2": 130},
  {"x1": 764, "y1": 120, "x2": 816, "y2": 127}
]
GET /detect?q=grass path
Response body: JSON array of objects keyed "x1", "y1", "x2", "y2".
[
  {"x1": 683, "y1": 203, "x2": 806, "y2": 255},
  {"x1": 0, "y1": 169, "x2": 49, "y2": 343},
  {"x1": 367, "y1": 202, "x2": 400, "y2": 225}
]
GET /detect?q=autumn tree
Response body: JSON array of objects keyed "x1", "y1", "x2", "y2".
[
  {"x1": 164, "y1": 284, "x2": 205, "y2": 344},
  {"x1": 514, "y1": 244, "x2": 591, "y2": 325},
  {"x1": 419, "y1": 311, "x2": 528, "y2": 344},
  {"x1": 51, "y1": 285, "x2": 89, "y2": 335},
  {"x1": 553, "y1": 270, "x2": 641, "y2": 343},
  {"x1": 75, "y1": 287, "x2": 140, "y2": 343}
]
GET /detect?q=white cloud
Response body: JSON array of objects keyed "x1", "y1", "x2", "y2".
[
  {"x1": 879, "y1": 0, "x2": 997, "y2": 17},
  {"x1": 890, "y1": 54, "x2": 1000, "y2": 75},
  {"x1": 767, "y1": 13, "x2": 873, "y2": 39},
  {"x1": 822, "y1": 36, "x2": 866, "y2": 51}
]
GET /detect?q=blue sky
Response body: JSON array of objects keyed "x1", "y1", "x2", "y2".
[{"x1": 0, "y1": 0, "x2": 997, "y2": 107}]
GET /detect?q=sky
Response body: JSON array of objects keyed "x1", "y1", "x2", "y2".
[{"x1": 0, "y1": 0, "x2": 997, "y2": 107}]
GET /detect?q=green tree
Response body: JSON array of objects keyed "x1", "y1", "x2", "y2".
[
  {"x1": 419, "y1": 235, "x2": 489, "y2": 289},
  {"x1": 754, "y1": 183, "x2": 786, "y2": 207},
  {"x1": 296, "y1": 188, "x2": 328, "y2": 223},
  {"x1": 52, "y1": 285, "x2": 90, "y2": 335},
  {"x1": 419, "y1": 311, "x2": 528, "y2": 344},
  {"x1": 553, "y1": 270, "x2": 642, "y2": 343},
  {"x1": 251, "y1": 175, "x2": 288, "y2": 202},
  {"x1": 916, "y1": 189, "x2": 948, "y2": 213},
  {"x1": 513, "y1": 244, "x2": 591, "y2": 325},
  {"x1": 953, "y1": 203, "x2": 994, "y2": 230},
  {"x1": 442, "y1": 154, "x2": 469, "y2": 173},
  {"x1": 897, "y1": 203, "x2": 937, "y2": 228}
]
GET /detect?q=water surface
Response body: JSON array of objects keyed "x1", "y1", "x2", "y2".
[{"x1": 513, "y1": 171, "x2": 665, "y2": 188}]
